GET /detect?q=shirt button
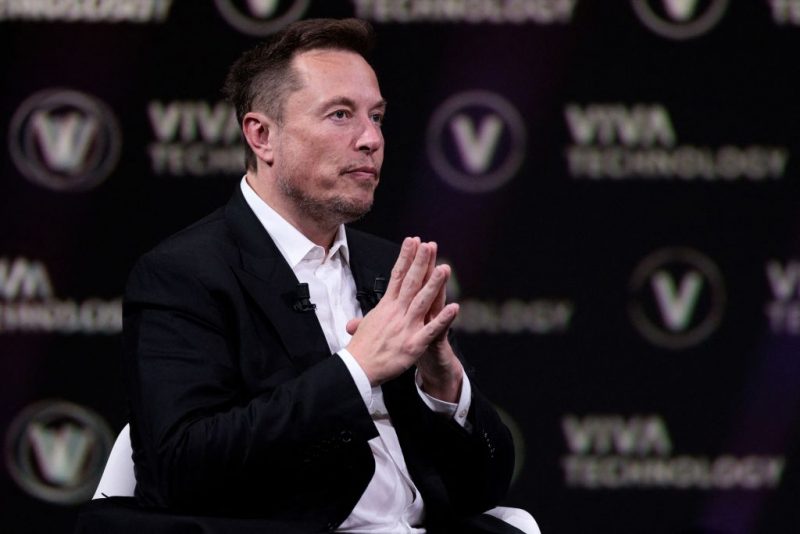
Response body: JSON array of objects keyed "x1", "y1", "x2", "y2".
[{"x1": 459, "y1": 410, "x2": 467, "y2": 418}]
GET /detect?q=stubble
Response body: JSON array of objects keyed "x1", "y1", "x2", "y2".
[{"x1": 276, "y1": 171, "x2": 375, "y2": 227}]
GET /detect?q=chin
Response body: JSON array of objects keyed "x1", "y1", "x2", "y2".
[{"x1": 331, "y1": 197, "x2": 373, "y2": 223}]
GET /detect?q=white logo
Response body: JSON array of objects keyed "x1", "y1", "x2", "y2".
[
  {"x1": 5, "y1": 400, "x2": 114, "y2": 504},
  {"x1": 0, "y1": 257, "x2": 122, "y2": 335},
  {"x1": 628, "y1": 248, "x2": 725, "y2": 349},
  {"x1": 0, "y1": 258, "x2": 53, "y2": 300},
  {"x1": 631, "y1": 0, "x2": 729, "y2": 39},
  {"x1": 214, "y1": 0, "x2": 309, "y2": 36},
  {"x1": 764, "y1": 259, "x2": 800, "y2": 334},
  {"x1": 147, "y1": 100, "x2": 244, "y2": 176},
  {"x1": 563, "y1": 414, "x2": 672, "y2": 456},
  {"x1": 427, "y1": 91, "x2": 526, "y2": 193},
  {"x1": 769, "y1": 0, "x2": 800, "y2": 25},
  {"x1": 442, "y1": 257, "x2": 573, "y2": 334},
  {"x1": 9, "y1": 89, "x2": 121, "y2": 192},
  {"x1": 352, "y1": 0, "x2": 578, "y2": 24},
  {"x1": 565, "y1": 103, "x2": 676, "y2": 147},
  {"x1": 0, "y1": 0, "x2": 173, "y2": 22},
  {"x1": 564, "y1": 102, "x2": 790, "y2": 181},
  {"x1": 561, "y1": 414, "x2": 785, "y2": 490}
]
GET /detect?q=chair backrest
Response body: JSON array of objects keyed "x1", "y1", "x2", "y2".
[
  {"x1": 92, "y1": 423, "x2": 136, "y2": 499},
  {"x1": 89, "y1": 425, "x2": 541, "y2": 534}
]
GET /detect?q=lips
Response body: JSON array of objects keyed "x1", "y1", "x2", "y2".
[
  {"x1": 346, "y1": 166, "x2": 377, "y2": 175},
  {"x1": 342, "y1": 165, "x2": 379, "y2": 180}
]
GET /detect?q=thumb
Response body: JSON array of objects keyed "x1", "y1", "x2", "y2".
[{"x1": 346, "y1": 317, "x2": 363, "y2": 336}]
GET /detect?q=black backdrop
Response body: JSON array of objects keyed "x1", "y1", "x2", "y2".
[{"x1": 3, "y1": 1, "x2": 800, "y2": 532}]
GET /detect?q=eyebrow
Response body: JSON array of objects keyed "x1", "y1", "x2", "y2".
[{"x1": 318, "y1": 96, "x2": 388, "y2": 113}]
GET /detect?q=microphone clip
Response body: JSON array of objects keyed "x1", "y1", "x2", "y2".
[
  {"x1": 357, "y1": 276, "x2": 387, "y2": 309},
  {"x1": 293, "y1": 283, "x2": 316, "y2": 313}
]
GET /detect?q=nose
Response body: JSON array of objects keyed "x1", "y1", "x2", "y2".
[{"x1": 356, "y1": 116, "x2": 383, "y2": 155}]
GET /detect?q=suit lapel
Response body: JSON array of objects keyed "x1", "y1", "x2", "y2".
[
  {"x1": 225, "y1": 193, "x2": 445, "y2": 505},
  {"x1": 233, "y1": 253, "x2": 332, "y2": 368},
  {"x1": 223, "y1": 187, "x2": 397, "y2": 365},
  {"x1": 224, "y1": 186, "x2": 330, "y2": 367},
  {"x1": 346, "y1": 228, "x2": 390, "y2": 316}
]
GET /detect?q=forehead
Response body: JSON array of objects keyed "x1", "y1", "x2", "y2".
[{"x1": 289, "y1": 49, "x2": 382, "y2": 104}]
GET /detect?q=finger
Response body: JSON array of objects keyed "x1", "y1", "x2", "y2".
[
  {"x1": 427, "y1": 263, "x2": 449, "y2": 321},
  {"x1": 345, "y1": 317, "x2": 363, "y2": 336},
  {"x1": 411, "y1": 303, "x2": 459, "y2": 349},
  {"x1": 397, "y1": 243, "x2": 434, "y2": 306},
  {"x1": 407, "y1": 264, "x2": 447, "y2": 320},
  {"x1": 385, "y1": 237, "x2": 419, "y2": 299},
  {"x1": 422, "y1": 241, "x2": 437, "y2": 286}
]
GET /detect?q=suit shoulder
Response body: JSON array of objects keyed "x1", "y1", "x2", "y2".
[
  {"x1": 345, "y1": 227, "x2": 399, "y2": 259},
  {"x1": 133, "y1": 208, "x2": 235, "y2": 280}
]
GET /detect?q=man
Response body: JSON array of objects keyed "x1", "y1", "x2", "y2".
[{"x1": 119, "y1": 18, "x2": 536, "y2": 533}]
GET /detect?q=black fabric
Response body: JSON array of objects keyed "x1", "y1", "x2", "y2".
[
  {"x1": 115, "y1": 187, "x2": 515, "y2": 532},
  {"x1": 453, "y1": 513, "x2": 529, "y2": 534},
  {"x1": 74, "y1": 498, "x2": 527, "y2": 534},
  {"x1": 74, "y1": 497, "x2": 317, "y2": 534}
]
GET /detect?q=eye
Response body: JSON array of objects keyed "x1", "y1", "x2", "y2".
[
  {"x1": 330, "y1": 109, "x2": 350, "y2": 121},
  {"x1": 370, "y1": 112, "x2": 384, "y2": 126}
]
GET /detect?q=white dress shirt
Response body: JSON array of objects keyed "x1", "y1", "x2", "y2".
[{"x1": 240, "y1": 178, "x2": 472, "y2": 533}]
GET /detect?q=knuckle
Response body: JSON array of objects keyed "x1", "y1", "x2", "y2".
[
  {"x1": 409, "y1": 301, "x2": 425, "y2": 317},
  {"x1": 401, "y1": 340, "x2": 417, "y2": 355}
]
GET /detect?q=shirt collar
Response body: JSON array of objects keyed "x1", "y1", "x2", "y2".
[{"x1": 240, "y1": 177, "x2": 350, "y2": 268}]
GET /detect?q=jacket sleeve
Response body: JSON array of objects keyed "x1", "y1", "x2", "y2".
[
  {"x1": 123, "y1": 249, "x2": 377, "y2": 517},
  {"x1": 388, "y1": 347, "x2": 515, "y2": 517},
  {"x1": 425, "y1": 382, "x2": 515, "y2": 514}
]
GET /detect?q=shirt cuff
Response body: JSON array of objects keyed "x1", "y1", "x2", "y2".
[
  {"x1": 415, "y1": 368, "x2": 472, "y2": 429},
  {"x1": 338, "y1": 349, "x2": 372, "y2": 408}
]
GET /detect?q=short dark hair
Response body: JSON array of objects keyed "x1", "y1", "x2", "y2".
[{"x1": 222, "y1": 18, "x2": 376, "y2": 172}]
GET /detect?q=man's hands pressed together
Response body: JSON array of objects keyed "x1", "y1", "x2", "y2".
[{"x1": 345, "y1": 237, "x2": 464, "y2": 402}]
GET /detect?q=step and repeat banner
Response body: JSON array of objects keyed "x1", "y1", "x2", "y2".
[{"x1": 2, "y1": 1, "x2": 800, "y2": 532}]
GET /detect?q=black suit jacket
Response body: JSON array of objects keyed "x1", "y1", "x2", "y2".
[{"x1": 120, "y1": 186, "x2": 515, "y2": 532}]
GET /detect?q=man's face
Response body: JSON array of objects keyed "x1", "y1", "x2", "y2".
[{"x1": 271, "y1": 49, "x2": 386, "y2": 227}]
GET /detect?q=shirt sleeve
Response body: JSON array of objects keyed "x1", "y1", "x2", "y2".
[
  {"x1": 415, "y1": 369, "x2": 473, "y2": 432},
  {"x1": 338, "y1": 348, "x2": 373, "y2": 409}
]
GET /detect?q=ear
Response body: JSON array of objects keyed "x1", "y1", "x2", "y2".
[{"x1": 242, "y1": 111, "x2": 276, "y2": 165}]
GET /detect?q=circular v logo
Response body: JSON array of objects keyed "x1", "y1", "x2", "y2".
[{"x1": 631, "y1": 0, "x2": 729, "y2": 39}]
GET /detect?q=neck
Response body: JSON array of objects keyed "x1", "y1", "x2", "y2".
[{"x1": 245, "y1": 171, "x2": 338, "y2": 252}]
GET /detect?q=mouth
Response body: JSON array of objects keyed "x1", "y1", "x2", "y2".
[{"x1": 342, "y1": 165, "x2": 379, "y2": 180}]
